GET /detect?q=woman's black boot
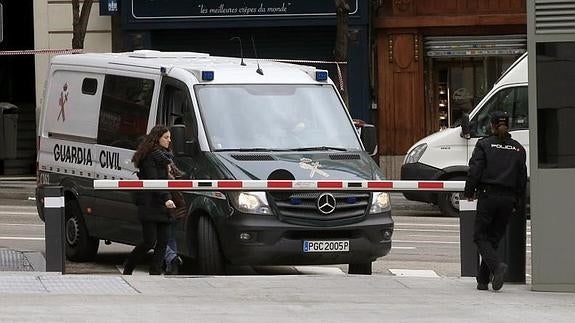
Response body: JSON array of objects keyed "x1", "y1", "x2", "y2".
[{"x1": 123, "y1": 259, "x2": 135, "y2": 275}]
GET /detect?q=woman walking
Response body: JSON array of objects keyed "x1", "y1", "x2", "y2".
[{"x1": 123, "y1": 125, "x2": 176, "y2": 275}]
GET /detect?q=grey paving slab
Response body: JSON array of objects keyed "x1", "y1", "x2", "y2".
[
  {"x1": 0, "y1": 274, "x2": 137, "y2": 295},
  {"x1": 0, "y1": 274, "x2": 573, "y2": 322},
  {"x1": 39, "y1": 275, "x2": 138, "y2": 295},
  {"x1": 0, "y1": 275, "x2": 45, "y2": 294},
  {"x1": 0, "y1": 248, "x2": 34, "y2": 272}
]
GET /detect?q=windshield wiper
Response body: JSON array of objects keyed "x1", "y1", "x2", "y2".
[
  {"x1": 213, "y1": 148, "x2": 289, "y2": 152},
  {"x1": 289, "y1": 146, "x2": 348, "y2": 152}
]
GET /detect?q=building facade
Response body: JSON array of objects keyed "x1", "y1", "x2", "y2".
[
  {"x1": 109, "y1": 0, "x2": 372, "y2": 123},
  {"x1": 373, "y1": 0, "x2": 526, "y2": 178}
]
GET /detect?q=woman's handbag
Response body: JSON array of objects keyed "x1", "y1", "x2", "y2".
[
  {"x1": 167, "y1": 163, "x2": 187, "y2": 219},
  {"x1": 170, "y1": 191, "x2": 187, "y2": 219}
]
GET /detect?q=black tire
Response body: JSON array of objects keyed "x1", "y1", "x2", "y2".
[
  {"x1": 437, "y1": 176, "x2": 466, "y2": 217},
  {"x1": 65, "y1": 199, "x2": 99, "y2": 262},
  {"x1": 348, "y1": 262, "x2": 372, "y2": 275},
  {"x1": 197, "y1": 216, "x2": 226, "y2": 275}
]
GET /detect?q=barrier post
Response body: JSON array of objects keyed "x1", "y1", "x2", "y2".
[
  {"x1": 459, "y1": 198, "x2": 526, "y2": 283},
  {"x1": 44, "y1": 186, "x2": 65, "y2": 273},
  {"x1": 459, "y1": 199, "x2": 478, "y2": 277},
  {"x1": 498, "y1": 198, "x2": 527, "y2": 283}
]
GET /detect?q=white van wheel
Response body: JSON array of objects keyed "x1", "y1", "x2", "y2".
[
  {"x1": 437, "y1": 176, "x2": 465, "y2": 217},
  {"x1": 65, "y1": 199, "x2": 99, "y2": 262}
]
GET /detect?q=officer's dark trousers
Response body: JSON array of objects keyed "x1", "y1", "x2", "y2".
[{"x1": 473, "y1": 193, "x2": 514, "y2": 284}]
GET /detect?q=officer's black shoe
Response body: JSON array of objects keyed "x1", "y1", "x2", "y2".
[
  {"x1": 492, "y1": 263, "x2": 508, "y2": 291},
  {"x1": 477, "y1": 283, "x2": 489, "y2": 291}
]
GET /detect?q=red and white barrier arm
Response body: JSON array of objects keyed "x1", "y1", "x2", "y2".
[{"x1": 93, "y1": 180, "x2": 465, "y2": 192}]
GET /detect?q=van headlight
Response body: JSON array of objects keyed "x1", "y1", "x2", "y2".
[
  {"x1": 229, "y1": 192, "x2": 272, "y2": 215},
  {"x1": 369, "y1": 192, "x2": 391, "y2": 214},
  {"x1": 404, "y1": 143, "x2": 427, "y2": 164}
]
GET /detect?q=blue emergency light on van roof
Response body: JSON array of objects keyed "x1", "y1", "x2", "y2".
[
  {"x1": 316, "y1": 70, "x2": 328, "y2": 81},
  {"x1": 202, "y1": 71, "x2": 214, "y2": 81}
]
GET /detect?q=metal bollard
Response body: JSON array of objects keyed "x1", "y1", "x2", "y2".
[
  {"x1": 459, "y1": 198, "x2": 526, "y2": 283},
  {"x1": 459, "y1": 199, "x2": 479, "y2": 277},
  {"x1": 44, "y1": 186, "x2": 65, "y2": 273}
]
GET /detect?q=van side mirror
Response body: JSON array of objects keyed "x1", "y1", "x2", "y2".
[
  {"x1": 460, "y1": 114, "x2": 471, "y2": 139},
  {"x1": 170, "y1": 124, "x2": 199, "y2": 157},
  {"x1": 360, "y1": 124, "x2": 378, "y2": 157}
]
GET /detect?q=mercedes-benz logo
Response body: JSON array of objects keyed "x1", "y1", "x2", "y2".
[{"x1": 317, "y1": 193, "x2": 336, "y2": 215}]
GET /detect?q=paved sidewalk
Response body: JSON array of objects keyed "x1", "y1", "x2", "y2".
[{"x1": 0, "y1": 273, "x2": 574, "y2": 322}]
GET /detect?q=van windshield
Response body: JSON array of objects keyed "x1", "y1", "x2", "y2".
[{"x1": 195, "y1": 84, "x2": 362, "y2": 151}]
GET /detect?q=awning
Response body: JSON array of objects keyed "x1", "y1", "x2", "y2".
[{"x1": 425, "y1": 34, "x2": 527, "y2": 57}]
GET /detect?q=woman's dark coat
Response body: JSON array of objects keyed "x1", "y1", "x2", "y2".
[{"x1": 134, "y1": 149, "x2": 172, "y2": 223}]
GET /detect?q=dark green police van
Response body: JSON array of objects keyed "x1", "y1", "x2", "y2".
[{"x1": 36, "y1": 51, "x2": 393, "y2": 274}]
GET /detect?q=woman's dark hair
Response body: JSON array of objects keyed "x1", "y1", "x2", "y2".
[{"x1": 132, "y1": 125, "x2": 170, "y2": 167}]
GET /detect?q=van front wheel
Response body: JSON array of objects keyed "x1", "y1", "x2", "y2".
[
  {"x1": 437, "y1": 176, "x2": 466, "y2": 217},
  {"x1": 197, "y1": 216, "x2": 226, "y2": 275}
]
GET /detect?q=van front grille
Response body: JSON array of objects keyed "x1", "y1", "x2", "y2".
[{"x1": 268, "y1": 192, "x2": 371, "y2": 226}]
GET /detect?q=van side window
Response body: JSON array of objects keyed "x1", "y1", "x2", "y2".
[
  {"x1": 97, "y1": 75, "x2": 154, "y2": 149},
  {"x1": 158, "y1": 81, "x2": 197, "y2": 140},
  {"x1": 473, "y1": 86, "x2": 528, "y2": 137},
  {"x1": 82, "y1": 78, "x2": 98, "y2": 95}
]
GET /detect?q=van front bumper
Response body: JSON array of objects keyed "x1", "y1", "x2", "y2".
[
  {"x1": 400, "y1": 162, "x2": 445, "y2": 203},
  {"x1": 219, "y1": 212, "x2": 393, "y2": 266}
]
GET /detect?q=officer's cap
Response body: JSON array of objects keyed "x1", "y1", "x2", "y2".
[{"x1": 490, "y1": 111, "x2": 509, "y2": 127}]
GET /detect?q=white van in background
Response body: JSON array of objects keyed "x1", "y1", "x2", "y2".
[{"x1": 401, "y1": 53, "x2": 528, "y2": 217}]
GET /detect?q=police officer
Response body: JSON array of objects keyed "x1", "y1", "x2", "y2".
[{"x1": 464, "y1": 111, "x2": 527, "y2": 291}]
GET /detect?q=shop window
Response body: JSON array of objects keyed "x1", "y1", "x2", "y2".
[
  {"x1": 430, "y1": 56, "x2": 519, "y2": 131},
  {"x1": 97, "y1": 75, "x2": 154, "y2": 149},
  {"x1": 437, "y1": 69, "x2": 449, "y2": 130}
]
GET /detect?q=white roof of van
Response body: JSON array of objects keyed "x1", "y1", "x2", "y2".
[
  {"x1": 493, "y1": 52, "x2": 527, "y2": 86},
  {"x1": 50, "y1": 50, "x2": 329, "y2": 84}
]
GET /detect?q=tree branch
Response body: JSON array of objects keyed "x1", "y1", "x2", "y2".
[{"x1": 72, "y1": 0, "x2": 94, "y2": 49}]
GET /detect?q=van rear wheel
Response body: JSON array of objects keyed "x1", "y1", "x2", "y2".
[
  {"x1": 65, "y1": 199, "x2": 99, "y2": 261},
  {"x1": 197, "y1": 216, "x2": 226, "y2": 275}
]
